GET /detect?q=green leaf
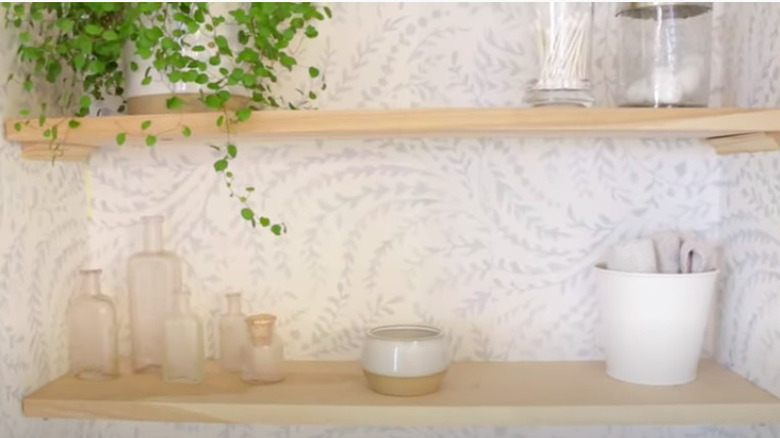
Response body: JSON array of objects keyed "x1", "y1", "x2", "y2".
[
  {"x1": 23, "y1": 80, "x2": 33, "y2": 92},
  {"x1": 13, "y1": 122, "x2": 21, "y2": 132},
  {"x1": 43, "y1": 128, "x2": 52, "y2": 138},
  {"x1": 279, "y1": 53, "x2": 296, "y2": 69},
  {"x1": 240, "y1": 208, "x2": 254, "y2": 220},
  {"x1": 214, "y1": 159, "x2": 228, "y2": 171},
  {"x1": 309, "y1": 66, "x2": 320, "y2": 78},
  {"x1": 56, "y1": 18, "x2": 74, "y2": 32},
  {"x1": 130, "y1": 61, "x2": 139, "y2": 72},
  {"x1": 68, "y1": 120, "x2": 81, "y2": 129},
  {"x1": 236, "y1": 108, "x2": 251, "y2": 122},
  {"x1": 88, "y1": 60, "x2": 105, "y2": 74},
  {"x1": 102, "y1": 30, "x2": 118, "y2": 41},
  {"x1": 308, "y1": 91, "x2": 317, "y2": 100},
  {"x1": 85, "y1": 23, "x2": 102, "y2": 36},
  {"x1": 270, "y1": 224, "x2": 283, "y2": 235},
  {"x1": 181, "y1": 126, "x2": 192, "y2": 137},
  {"x1": 19, "y1": 109, "x2": 29, "y2": 116},
  {"x1": 259, "y1": 217, "x2": 270, "y2": 227},
  {"x1": 141, "y1": 120, "x2": 152, "y2": 130},
  {"x1": 141, "y1": 76, "x2": 152, "y2": 86},
  {"x1": 324, "y1": 6, "x2": 332, "y2": 18},
  {"x1": 206, "y1": 95, "x2": 222, "y2": 109},
  {"x1": 227, "y1": 144, "x2": 237, "y2": 158},
  {"x1": 166, "y1": 97, "x2": 183, "y2": 110},
  {"x1": 116, "y1": 132, "x2": 126, "y2": 145},
  {"x1": 305, "y1": 26, "x2": 318, "y2": 38},
  {"x1": 216, "y1": 115, "x2": 224, "y2": 127},
  {"x1": 145, "y1": 135, "x2": 157, "y2": 146}
]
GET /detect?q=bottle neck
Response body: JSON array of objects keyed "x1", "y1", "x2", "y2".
[
  {"x1": 226, "y1": 294, "x2": 242, "y2": 314},
  {"x1": 142, "y1": 216, "x2": 164, "y2": 252},
  {"x1": 80, "y1": 269, "x2": 102, "y2": 296},
  {"x1": 172, "y1": 293, "x2": 191, "y2": 314}
]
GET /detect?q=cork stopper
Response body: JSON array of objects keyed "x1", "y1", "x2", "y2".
[{"x1": 246, "y1": 313, "x2": 276, "y2": 346}]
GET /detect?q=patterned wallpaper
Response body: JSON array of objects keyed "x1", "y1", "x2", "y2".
[
  {"x1": 719, "y1": 3, "x2": 780, "y2": 398},
  {"x1": 0, "y1": 3, "x2": 779, "y2": 438},
  {"x1": 0, "y1": 19, "x2": 89, "y2": 438}
]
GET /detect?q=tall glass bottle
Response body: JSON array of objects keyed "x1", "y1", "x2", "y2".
[
  {"x1": 127, "y1": 215, "x2": 182, "y2": 373},
  {"x1": 67, "y1": 269, "x2": 119, "y2": 380},
  {"x1": 163, "y1": 290, "x2": 204, "y2": 383},
  {"x1": 241, "y1": 313, "x2": 285, "y2": 384},
  {"x1": 219, "y1": 292, "x2": 247, "y2": 372}
]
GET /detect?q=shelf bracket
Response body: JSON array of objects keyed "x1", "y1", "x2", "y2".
[{"x1": 706, "y1": 132, "x2": 780, "y2": 155}]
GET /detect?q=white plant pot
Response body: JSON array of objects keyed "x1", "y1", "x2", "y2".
[
  {"x1": 123, "y1": 3, "x2": 250, "y2": 115},
  {"x1": 595, "y1": 265, "x2": 718, "y2": 386}
]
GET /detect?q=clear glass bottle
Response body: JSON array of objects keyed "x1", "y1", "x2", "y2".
[
  {"x1": 163, "y1": 290, "x2": 204, "y2": 383},
  {"x1": 219, "y1": 292, "x2": 247, "y2": 373},
  {"x1": 526, "y1": 2, "x2": 595, "y2": 107},
  {"x1": 241, "y1": 314, "x2": 285, "y2": 384},
  {"x1": 67, "y1": 269, "x2": 119, "y2": 380},
  {"x1": 616, "y1": 2, "x2": 713, "y2": 107},
  {"x1": 127, "y1": 215, "x2": 182, "y2": 373}
]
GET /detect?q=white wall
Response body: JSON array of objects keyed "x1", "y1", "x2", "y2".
[{"x1": 1, "y1": 3, "x2": 779, "y2": 437}]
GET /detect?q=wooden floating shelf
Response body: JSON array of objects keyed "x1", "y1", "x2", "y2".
[
  {"x1": 4, "y1": 108, "x2": 780, "y2": 162},
  {"x1": 23, "y1": 360, "x2": 780, "y2": 425}
]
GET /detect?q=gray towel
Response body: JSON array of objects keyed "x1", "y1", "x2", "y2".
[
  {"x1": 606, "y1": 239, "x2": 658, "y2": 273},
  {"x1": 652, "y1": 231, "x2": 683, "y2": 274}
]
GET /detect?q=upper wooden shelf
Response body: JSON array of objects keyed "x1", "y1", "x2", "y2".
[
  {"x1": 24, "y1": 360, "x2": 780, "y2": 425},
  {"x1": 5, "y1": 108, "x2": 780, "y2": 161}
]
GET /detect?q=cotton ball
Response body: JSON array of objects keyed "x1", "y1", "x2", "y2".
[
  {"x1": 679, "y1": 55, "x2": 705, "y2": 95},
  {"x1": 651, "y1": 68, "x2": 683, "y2": 105},
  {"x1": 625, "y1": 78, "x2": 650, "y2": 104}
]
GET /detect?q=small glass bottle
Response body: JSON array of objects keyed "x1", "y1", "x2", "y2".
[
  {"x1": 127, "y1": 215, "x2": 182, "y2": 373},
  {"x1": 241, "y1": 314, "x2": 285, "y2": 384},
  {"x1": 163, "y1": 290, "x2": 204, "y2": 383},
  {"x1": 67, "y1": 269, "x2": 119, "y2": 380},
  {"x1": 526, "y1": 2, "x2": 595, "y2": 107},
  {"x1": 219, "y1": 292, "x2": 247, "y2": 373}
]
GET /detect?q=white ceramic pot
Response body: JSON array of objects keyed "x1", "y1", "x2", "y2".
[
  {"x1": 360, "y1": 324, "x2": 450, "y2": 396},
  {"x1": 596, "y1": 265, "x2": 718, "y2": 386},
  {"x1": 124, "y1": 2, "x2": 250, "y2": 115}
]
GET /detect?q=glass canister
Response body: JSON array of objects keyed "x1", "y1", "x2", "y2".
[
  {"x1": 526, "y1": 2, "x2": 595, "y2": 107},
  {"x1": 616, "y1": 2, "x2": 713, "y2": 107}
]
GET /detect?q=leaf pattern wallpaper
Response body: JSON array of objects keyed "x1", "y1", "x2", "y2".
[{"x1": 0, "y1": 3, "x2": 778, "y2": 438}]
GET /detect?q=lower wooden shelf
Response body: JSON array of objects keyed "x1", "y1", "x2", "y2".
[{"x1": 23, "y1": 360, "x2": 780, "y2": 426}]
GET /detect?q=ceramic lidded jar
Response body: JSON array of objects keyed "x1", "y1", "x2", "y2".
[{"x1": 360, "y1": 324, "x2": 450, "y2": 396}]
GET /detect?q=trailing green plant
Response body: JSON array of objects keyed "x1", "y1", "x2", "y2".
[{"x1": 3, "y1": 2, "x2": 330, "y2": 235}]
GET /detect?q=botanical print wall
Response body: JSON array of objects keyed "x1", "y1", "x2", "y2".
[{"x1": 0, "y1": 3, "x2": 778, "y2": 438}]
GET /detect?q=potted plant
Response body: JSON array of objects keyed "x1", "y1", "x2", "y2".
[{"x1": 3, "y1": 2, "x2": 331, "y2": 235}]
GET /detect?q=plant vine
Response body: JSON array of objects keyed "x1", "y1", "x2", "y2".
[{"x1": 3, "y1": 2, "x2": 330, "y2": 235}]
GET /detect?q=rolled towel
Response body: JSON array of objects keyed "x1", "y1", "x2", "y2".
[
  {"x1": 607, "y1": 239, "x2": 658, "y2": 273},
  {"x1": 652, "y1": 231, "x2": 682, "y2": 274},
  {"x1": 680, "y1": 238, "x2": 715, "y2": 273}
]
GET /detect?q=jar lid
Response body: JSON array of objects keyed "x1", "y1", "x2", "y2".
[
  {"x1": 616, "y1": 2, "x2": 712, "y2": 19},
  {"x1": 246, "y1": 313, "x2": 276, "y2": 344}
]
